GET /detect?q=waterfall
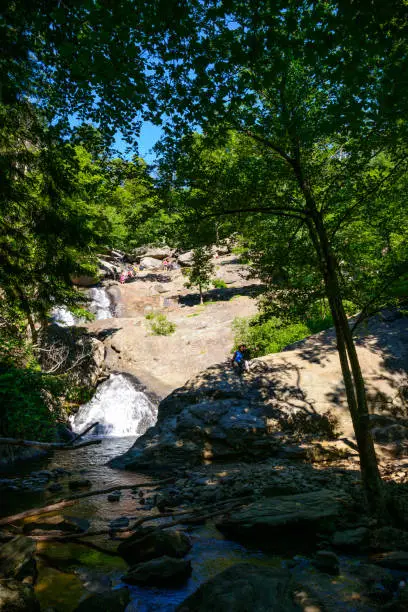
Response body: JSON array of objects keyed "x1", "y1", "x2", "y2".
[
  {"x1": 51, "y1": 286, "x2": 112, "y2": 327},
  {"x1": 70, "y1": 374, "x2": 157, "y2": 437},
  {"x1": 50, "y1": 306, "x2": 77, "y2": 327},
  {"x1": 88, "y1": 287, "x2": 112, "y2": 320}
]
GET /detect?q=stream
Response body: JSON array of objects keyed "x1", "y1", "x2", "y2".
[
  {"x1": 0, "y1": 377, "x2": 284, "y2": 612},
  {"x1": 1, "y1": 439, "x2": 284, "y2": 612}
]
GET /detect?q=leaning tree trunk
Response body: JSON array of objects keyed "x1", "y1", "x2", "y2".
[{"x1": 308, "y1": 207, "x2": 385, "y2": 514}]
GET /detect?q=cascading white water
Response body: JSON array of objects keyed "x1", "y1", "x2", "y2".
[
  {"x1": 70, "y1": 374, "x2": 157, "y2": 437},
  {"x1": 50, "y1": 306, "x2": 77, "y2": 327},
  {"x1": 88, "y1": 287, "x2": 112, "y2": 320},
  {"x1": 51, "y1": 286, "x2": 112, "y2": 327}
]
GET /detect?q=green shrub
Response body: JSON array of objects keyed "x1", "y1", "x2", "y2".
[
  {"x1": 146, "y1": 312, "x2": 176, "y2": 335},
  {"x1": 0, "y1": 363, "x2": 63, "y2": 440},
  {"x1": 232, "y1": 310, "x2": 336, "y2": 357},
  {"x1": 232, "y1": 316, "x2": 310, "y2": 356},
  {"x1": 212, "y1": 278, "x2": 227, "y2": 289}
]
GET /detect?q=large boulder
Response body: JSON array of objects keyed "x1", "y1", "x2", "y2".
[
  {"x1": 111, "y1": 309, "x2": 408, "y2": 471},
  {"x1": 177, "y1": 250, "x2": 194, "y2": 266},
  {"x1": 217, "y1": 489, "x2": 352, "y2": 553},
  {"x1": 176, "y1": 564, "x2": 299, "y2": 612},
  {"x1": 118, "y1": 528, "x2": 191, "y2": 564},
  {"x1": 0, "y1": 580, "x2": 39, "y2": 611},
  {"x1": 140, "y1": 256, "x2": 163, "y2": 269},
  {"x1": 123, "y1": 556, "x2": 192, "y2": 587},
  {"x1": 144, "y1": 246, "x2": 171, "y2": 260},
  {"x1": 0, "y1": 536, "x2": 37, "y2": 584}
]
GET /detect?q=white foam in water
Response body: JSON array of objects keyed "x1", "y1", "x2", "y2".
[
  {"x1": 71, "y1": 374, "x2": 157, "y2": 437},
  {"x1": 88, "y1": 287, "x2": 112, "y2": 320},
  {"x1": 50, "y1": 306, "x2": 77, "y2": 327}
]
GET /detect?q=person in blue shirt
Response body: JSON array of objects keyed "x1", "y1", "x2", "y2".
[{"x1": 231, "y1": 344, "x2": 250, "y2": 374}]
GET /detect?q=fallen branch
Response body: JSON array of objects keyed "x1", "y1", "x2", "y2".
[
  {"x1": 23, "y1": 495, "x2": 251, "y2": 541},
  {"x1": 0, "y1": 437, "x2": 101, "y2": 450},
  {"x1": 67, "y1": 422, "x2": 99, "y2": 445},
  {"x1": 0, "y1": 478, "x2": 174, "y2": 526}
]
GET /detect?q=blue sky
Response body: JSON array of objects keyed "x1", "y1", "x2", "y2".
[{"x1": 114, "y1": 121, "x2": 163, "y2": 163}]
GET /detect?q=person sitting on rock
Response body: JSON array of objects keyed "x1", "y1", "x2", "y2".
[{"x1": 231, "y1": 344, "x2": 249, "y2": 375}]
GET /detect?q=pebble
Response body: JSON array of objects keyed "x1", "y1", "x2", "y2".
[{"x1": 107, "y1": 491, "x2": 121, "y2": 502}]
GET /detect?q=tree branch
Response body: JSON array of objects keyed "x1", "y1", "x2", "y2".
[
  {"x1": 230, "y1": 123, "x2": 294, "y2": 165},
  {"x1": 329, "y1": 157, "x2": 408, "y2": 239},
  {"x1": 198, "y1": 205, "x2": 307, "y2": 222}
]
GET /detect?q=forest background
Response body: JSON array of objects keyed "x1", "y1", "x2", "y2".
[{"x1": 1, "y1": 0, "x2": 408, "y2": 510}]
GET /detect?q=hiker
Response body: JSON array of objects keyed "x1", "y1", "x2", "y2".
[{"x1": 231, "y1": 344, "x2": 249, "y2": 374}]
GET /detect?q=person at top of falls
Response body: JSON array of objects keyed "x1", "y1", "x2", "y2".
[{"x1": 119, "y1": 271, "x2": 126, "y2": 284}]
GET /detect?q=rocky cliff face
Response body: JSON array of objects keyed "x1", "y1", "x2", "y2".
[{"x1": 111, "y1": 309, "x2": 408, "y2": 470}]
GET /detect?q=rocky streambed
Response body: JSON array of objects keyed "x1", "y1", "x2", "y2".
[
  {"x1": 2, "y1": 436, "x2": 408, "y2": 611},
  {"x1": 2, "y1": 308, "x2": 408, "y2": 610}
]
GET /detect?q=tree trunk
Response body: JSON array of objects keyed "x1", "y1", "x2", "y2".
[
  {"x1": 199, "y1": 284, "x2": 203, "y2": 304},
  {"x1": 307, "y1": 207, "x2": 384, "y2": 514},
  {"x1": 291, "y1": 152, "x2": 384, "y2": 514}
]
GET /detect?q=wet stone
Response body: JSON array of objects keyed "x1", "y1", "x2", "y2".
[
  {"x1": 68, "y1": 479, "x2": 92, "y2": 491},
  {"x1": 107, "y1": 491, "x2": 121, "y2": 502},
  {"x1": 118, "y1": 528, "x2": 191, "y2": 564},
  {"x1": 123, "y1": 556, "x2": 192, "y2": 587},
  {"x1": 372, "y1": 551, "x2": 408, "y2": 570},
  {"x1": 331, "y1": 527, "x2": 369, "y2": 551},
  {"x1": 176, "y1": 564, "x2": 298, "y2": 612},
  {"x1": 313, "y1": 550, "x2": 340, "y2": 575}
]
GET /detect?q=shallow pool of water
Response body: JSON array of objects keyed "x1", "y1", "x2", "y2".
[{"x1": 0, "y1": 437, "x2": 148, "y2": 520}]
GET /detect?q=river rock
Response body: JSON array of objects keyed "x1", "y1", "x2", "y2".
[
  {"x1": 74, "y1": 588, "x2": 130, "y2": 612},
  {"x1": 217, "y1": 489, "x2": 351, "y2": 553},
  {"x1": 331, "y1": 527, "x2": 369, "y2": 551},
  {"x1": 107, "y1": 491, "x2": 121, "y2": 502},
  {"x1": 123, "y1": 556, "x2": 192, "y2": 587},
  {"x1": 118, "y1": 528, "x2": 191, "y2": 564},
  {"x1": 369, "y1": 527, "x2": 408, "y2": 552},
  {"x1": 0, "y1": 536, "x2": 37, "y2": 584},
  {"x1": 140, "y1": 257, "x2": 163, "y2": 269},
  {"x1": 177, "y1": 250, "x2": 194, "y2": 266},
  {"x1": 371, "y1": 551, "x2": 408, "y2": 570},
  {"x1": 353, "y1": 562, "x2": 396, "y2": 590},
  {"x1": 176, "y1": 563, "x2": 298, "y2": 611},
  {"x1": 313, "y1": 550, "x2": 340, "y2": 575},
  {"x1": 144, "y1": 246, "x2": 171, "y2": 260},
  {"x1": 68, "y1": 478, "x2": 92, "y2": 490},
  {"x1": 0, "y1": 580, "x2": 40, "y2": 611}
]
